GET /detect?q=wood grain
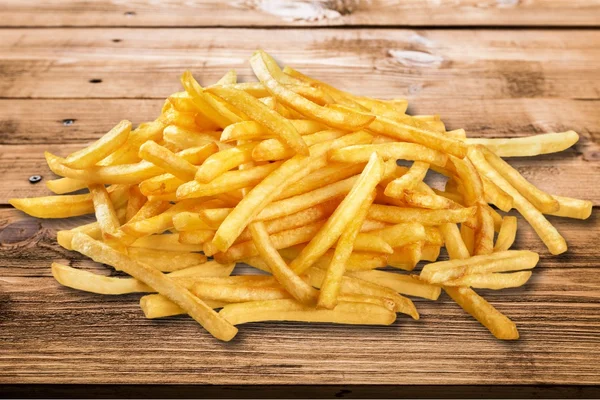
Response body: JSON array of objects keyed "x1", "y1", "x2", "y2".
[
  {"x1": 1, "y1": 0, "x2": 599, "y2": 27},
  {"x1": 0, "y1": 208, "x2": 599, "y2": 385},
  {"x1": 1, "y1": 29, "x2": 599, "y2": 101}
]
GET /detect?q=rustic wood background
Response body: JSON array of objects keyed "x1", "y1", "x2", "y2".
[{"x1": 0, "y1": 1, "x2": 599, "y2": 398}]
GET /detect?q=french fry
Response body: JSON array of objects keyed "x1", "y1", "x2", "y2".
[
  {"x1": 220, "y1": 119, "x2": 326, "y2": 142},
  {"x1": 547, "y1": 195, "x2": 593, "y2": 220},
  {"x1": 421, "y1": 244, "x2": 441, "y2": 262},
  {"x1": 440, "y1": 223, "x2": 470, "y2": 260},
  {"x1": 468, "y1": 146, "x2": 567, "y2": 255},
  {"x1": 71, "y1": 233, "x2": 237, "y2": 341},
  {"x1": 400, "y1": 190, "x2": 463, "y2": 210},
  {"x1": 195, "y1": 142, "x2": 256, "y2": 183},
  {"x1": 52, "y1": 263, "x2": 152, "y2": 294},
  {"x1": 367, "y1": 204, "x2": 476, "y2": 226},
  {"x1": 479, "y1": 146, "x2": 559, "y2": 213},
  {"x1": 482, "y1": 176, "x2": 513, "y2": 212},
  {"x1": 10, "y1": 184, "x2": 128, "y2": 219},
  {"x1": 465, "y1": 131, "x2": 579, "y2": 157},
  {"x1": 444, "y1": 287, "x2": 519, "y2": 340},
  {"x1": 420, "y1": 250, "x2": 539, "y2": 284},
  {"x1": 89, "y1": 183, "x2": 123, "y2": 240},
  {"x1": 125, "y1": 186, "x2": 147, "y2": 222},
  {"x1": 450, "y1": 156, "x2": 483, "y2": 206},
  {"x1": 127, "y1": 248, "x2": 207, "y2": 272},
  {"x1": 191, "y1": 281, "x2": 291, "y2": 302},
  {"x1": 494, "y1": 216, "x2": 518, "y2": 252},
  {"x1": 131, "y1": 234, "x2": 205, "y2": 252},
  {"x1": 329, "y1": 143, "x2": 448, "y2": 168},
  {"x1": 179, "y1": 230, "x2": 215, "y2": 245},
  {"x1": 168, "y1": 261, "x2": 235, "y2": 278},
  {"x1": 249, "y1": 221, "x2": 318, "y2": 304},
  {"x1": 140, "y1": 294, "x2": 226, "y2": 319},
  {"x1": 387, "y1": 243, "x2": 422, "y2": 270},
  {"x1": 62, "y1": 120, "x2": 132, "y2": 169},
  {"x1": 46, "y1": 177, "x2": 88, "y2": 195},
  {"x1": 98, "y1": 120, "x2": 165, "y2": 167},
  {"x1": 219, "y1": 299, "x2": 396, "y2": 326},
  {"x1": 474, "y1": 204, "x2": 495, "y2": 255},
  {"x1": 318, "y1": 190, "x2": 375, "y2": 309},
  {"x1": 444, "y1": 271, "x2": 532, "y2": 289},
  {"x1": 370, "y1": 222, "x2": 426, "y2": 248},
  {"x1": 460, "y1": 224, "x2": 475, "y2": 256}
]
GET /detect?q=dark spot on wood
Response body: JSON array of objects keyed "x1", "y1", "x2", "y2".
[
  {"x1": 112, "y1": 39, "x2": 122, "y2": 43},
  {"x1": 124, "y1": 11, "x2": 136, "y2": 16},
  {"x1": 62, "y1": 119, "x2": 75, "y2": 126},
  {"x1": 0, "y1": 119, "x2": 19, "y2": 134},
  {"x1": 498, "y1": 62, "x2": 545, "y2": 98},
  {"x1": 89, "y1": 79, "x2": 102, "y2": 84},
  {"x1": 28, "y1": 175, "x2": 42, "y2": 184},
  {"x1": 335, "y1": 389, "x2": 352, "y2": 397},
  {"x1": 0, "y1": 220, "x2": 40, "y2": 245}
]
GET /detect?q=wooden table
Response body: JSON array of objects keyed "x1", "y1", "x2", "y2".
[{"x1": 1, "y1": 1, "x2": 599, "y2": 398}]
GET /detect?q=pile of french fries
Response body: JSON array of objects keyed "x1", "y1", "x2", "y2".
[{"x1": 10, "y1": 51, "x2": 592, "y2": 341}]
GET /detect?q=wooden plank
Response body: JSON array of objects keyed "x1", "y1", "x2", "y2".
[
  {"x1": 1, "y1": 98, "x2": 598, "y2": 147},
  {"x1": 0, "y1": 29, "x2": 599, "y2": 101},
  {"x1": 1, "y1": 0, "x2": 599, "y2": 27}
]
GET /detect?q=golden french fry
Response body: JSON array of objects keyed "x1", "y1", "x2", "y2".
[
  {"x1": 46, "y1": 177, "x2": 88, "y2": 195},
  {"x1": 329, "y1": 143, "x2": 448, "y2": 168},
  {"x1": 140, "y1": 294, "x2": 227, "y2": 319},
  {"x1": 178, "y1": 230, "x2": 215, "y2": 245},
  {"x1": 482, "y1": 176, "x2": 513, "y2": 212},
  {"x1": 98, "y1": 120, "x2": 164, "y2": 167},
  {"x1": 131, "y1": 234, "x2": 205, "y2": 252},
  {"x1": 252, "y1": 129, "x2": 345, "y2": 162},
  {"x1": 10, "y1": 184, "x2": 129, "y2": 219},
  {"x1": 386, "y1": 243, "x2": 422, "y2": 270},
  {"x1": 219, "y1": 299, "x2": 396, "y2": 326},
  {"x1": 127, "y1": 248, "x2": 207, "y2": 272},
  {"x1": 370, "y1": 222, "x2": 426, "y2": 248},
  {"x1": 191, "y1": 281, "x2": 292, "y2": 302},
  {"x1": 465, "y1": 131, "x2": 579, "y2": 157},
  {"x1": 52, "y1": 263, "x2": 152, "y2": 294},
  {"x1": 125, "y1": 186, "x2": 147, "y2": 222},
  {"x1": 89, "y1": 183, "x2": 123, "y2": 240},
  {"x1": 440, "y1": 223, "x2": 470, "y2": 260},
  {"x1": 216, "y1": 69, "x2": 237, "y2": 85},
  {"x1": 474, "y1": 204, "x2": 494, "y2": 255},
  {"x1": 139, "y1": 141, "x2": 215, "y2": 181},
  {"x1": 547, "y1": 195, "x2": 593, "y2": 220},
  {"x1": 444, "y1": 287, "x2": 519, "y2": 340},
  {"x1": 163, "y1": 125, "x2": 219, "y2": 150},
  {"x1": 62, "y1": 120, "x2": 132, "y2": 169},
  {"x1": 494, "y1": 216, "x2": 518, "y2": 252},
  {"x1": 450, "y1": 156, "x2": 483, "y2": 206},
  {"x1": 420, "y1": 250, "x2": 539, "y2": 284},
  {"x1": 318, "y1": 190, "x2": 375, "y2": 309},
  {"x1": 71, "y1": 233, "x2": 237, "y2": 341},
  {"x1": 367, "y1": 204, "x2": 476, "y2": 226},
  {"x1": 460, "y1": 223, "x2": 475, "y2": 256},
  {"x1": 400, "y1": 190, "x2": 463, "y2": 210},
  {"x1": 421, "y1": 243, "x2": 441, "y2": 262},
  {"x1": 468, "y1": 146, "x2": 567, "y2": 255},
  {"x1": 444, "y1": 271, "x2": 532, "y2": 289}
]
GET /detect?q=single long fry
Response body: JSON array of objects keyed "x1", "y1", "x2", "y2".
[
  {"x1": 329, "y1": 143, "x2": 448, "y2": 168},
  {"x1": 445, "y1": 271, "x2": 532, "y2": 289},
  {"x1": 139, "y1": 141, "x2": 215, "y2": 181},
  {"x1": 367, "y1": 204, "x2": 476, "y2": 226},
  {"x1": 547, "y1": 195, "x2": 593, "y2": 220},
  {"x1": 420, "y1": 250, "x2": 539, "y2": 284},
  {"x1": 494, "y1": 216, "x2": 518, "y2": 252},
  {"x1": 46, "y1": 177, "x2": 88, "y2": 195},
  {"x1": 71, "y1": 233, "x2": 237, "y2": 341},
  {"x1": 89, "y1": 183, "x2": 122, "y2": 240},
  {"x1": 219, "y1": 299, "x2": 396, "y2": 326},
  {"x1": 252, "y1": 129, "x2": 345, "y2": 162},
  {"x1": 127, "y1": 248, "x2": 207, "y2": 272},
  {"x1": 140, "y1": 294, "x2": 226, "y2": 319},
  {"x1": 250, "y1": 221, "x2": 318, "y2": 304},
  {"x1": 474, "y1": 203, "x2": 495, "y2": 255},
  {"x1": 131, "y1": 234, "x2": 205, "y2": 252},
  {"x1": 444, "y1": 287, "x2": 519, "y2": 340},
  {"x1": 347, "y1": 270, "x2": 441, "y2": 301},
  {"x1": 468, "y1": 146, "x2": 567, "y2": 255},
  {"x1": 52, "y1": 263, "x2": 152, "y2": 294},
  {"x1": 384, "y1": 161, "x2": 429, "y2": 197},
  {"x1": 63, "y1": 120, "x2": 132, "y2": 169},
  {"x1": 482, "y1": 176, "x2": 513, "y2": 212},
  {"x1": 440, "y1": 223, "x2": 470, "y2": 260},
  {"x1": 465, "y1": 131, "x2": 579, "y2": 157}
]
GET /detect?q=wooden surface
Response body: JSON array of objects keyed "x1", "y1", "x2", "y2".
[{"x1": 0, "y1": 1, "x2": 599, "y2": 398}]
